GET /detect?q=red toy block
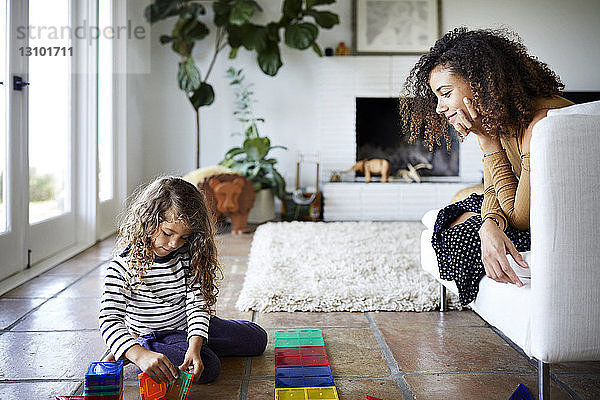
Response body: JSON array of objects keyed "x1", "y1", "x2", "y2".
[
  {"x1": 139, "y1": 372, "x2": 168, "y2": 400},
  {"x1": 366, "y1": 396, "x2": 383, "y2": 400},
  {"x1": 275, "y1": 346, "x2": 329, "y2": 367}
]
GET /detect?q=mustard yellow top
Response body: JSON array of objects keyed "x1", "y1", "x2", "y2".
[{"x1": 481, "y1": 96, "x2": 574, "y2": 231}]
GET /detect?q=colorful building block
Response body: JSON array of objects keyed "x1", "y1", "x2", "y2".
[
  {"x1": 366, "y1": 396, "x2": 383, "y2": 400},
  {"x1": 275, "y1": 346, "x2": 329, "y2": 367},
  {"x1": 509, "y1": 384, "x2": 534, "y2": 400},
  {"x1": 165, "y1": 370, "x2": 194, "y2": 400},
  {"x1": 138, "y1": 370, "x2": 194, "y2": 400},
  {"x1": 83, "y1": 360, "x2": 124, "y2": 400},
  {"x1": 275, "y1": 386, "x2": 339, "y2": 400},
  {"x1": 275, "y1": 365, "x2": 334, "y2": 388},
  {"x1": 139, "y1": 372, "x2": 168, "y2": 400},
  {"x1": 275, "y1": 330, "x2": 325, "y2": 347}
]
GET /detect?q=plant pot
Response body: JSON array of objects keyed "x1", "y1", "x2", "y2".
[{"x1": 247, "y1": 188, "x2": 276, "y2": 224}]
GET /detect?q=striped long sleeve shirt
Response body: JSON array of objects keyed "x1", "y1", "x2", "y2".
[{"x1": 99, "y1": 247, "x2": 210, "y2": 361}]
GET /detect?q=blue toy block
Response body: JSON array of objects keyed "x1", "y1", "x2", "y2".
[
  {"x1": 86, "y1": 361, "x2": 124, "y2": 377},
  {"x1": 275, "y1": 365, "x2": 334, "y2": 388},
  {"x1": 509, "y1": 384, "x2": 534, "y2": 400}
]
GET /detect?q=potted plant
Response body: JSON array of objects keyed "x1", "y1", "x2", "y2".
[{"x1": 220, "y1": 67, "x2": 286, "y2": 223}]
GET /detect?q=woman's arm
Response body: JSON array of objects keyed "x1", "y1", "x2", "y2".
[{"x1": 481, "y1": 109, "x2": 549, "y2": 230}]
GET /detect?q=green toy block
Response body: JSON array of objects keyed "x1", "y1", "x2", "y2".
[
  {"x1": 165, "y1": 370, "x2": 194, "y2": 400},
  {"x1": 274, "y1": 330, "x2": 325, "y2": 347}
]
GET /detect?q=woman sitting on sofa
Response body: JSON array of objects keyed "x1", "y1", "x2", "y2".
[{"x1": 400, "y1": 27, "x2": 572, "y2": 305}]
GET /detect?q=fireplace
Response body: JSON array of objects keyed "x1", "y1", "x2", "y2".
[{"x1": 355, "y1": 97, "x2": 459, "y2": 180}]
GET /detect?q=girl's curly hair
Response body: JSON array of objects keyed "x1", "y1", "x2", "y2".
[
  {"x1": 400, "y1": 27, "x2": 564, "y2": 150},
  {"x1": 115, "y1": 176, "x2": 222, "y2": 314}
]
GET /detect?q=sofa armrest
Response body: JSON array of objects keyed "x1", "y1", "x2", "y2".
[{"x1": 529, "y1": 113, "x2": 600, "y2": 362}]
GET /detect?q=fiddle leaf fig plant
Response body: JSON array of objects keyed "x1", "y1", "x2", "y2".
[
  {"x1": 144, "y1": 0, "x2": 340, "y2": 168},
  {"x1": 220, "y1": 68, "x2": 287, "y2": 200}
]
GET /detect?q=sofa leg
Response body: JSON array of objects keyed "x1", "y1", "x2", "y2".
[
  {"x1": 439, "y1": 283, "x2": 448, "y2": 312},
  {"x1": 538, "y1": 359, "x2": 550, "y2": 399}
]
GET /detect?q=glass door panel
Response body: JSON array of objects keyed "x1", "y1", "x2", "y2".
[
  {"x1": 28, "y1": 0, "x2": 71, "y2": 224},
  {"x1": 26, "y1": 0, "x2": 76, "y2": 266},
  {"x1": 98, "y1": 0, "x2": 113, "y2": 203},
  {"x1": 0, "y1": 0, "x2": 6, "y2": 233}
]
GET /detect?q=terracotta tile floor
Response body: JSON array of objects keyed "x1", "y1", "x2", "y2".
[{"x1": 1, "y1": 232, "x2": 599, "y2": 400}]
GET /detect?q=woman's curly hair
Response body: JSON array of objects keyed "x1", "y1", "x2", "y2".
[
  {"x1": 400, "y1": 27, "x2": 564, "y2": 150},
  {"x1": 114, "y1": 176, "x2": 222, "y2": 314}
]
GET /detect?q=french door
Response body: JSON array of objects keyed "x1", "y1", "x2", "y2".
[{"x1": 0, "y1": 0, "x2": 121, "y2": 282}]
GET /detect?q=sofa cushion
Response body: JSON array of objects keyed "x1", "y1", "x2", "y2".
[
  {"x1": 421, "y1": 209, "x2": 440, "y2": 230},
  {"x1": 547, "y1": 99, "x2": 600, "y2": 116}
]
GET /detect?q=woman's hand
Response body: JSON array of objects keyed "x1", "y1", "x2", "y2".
[
  {"x1": 126, "y1": 345, "x2": 179, "y2": 384},
  {"x1": 179, "y1": 336, "x2": 205, "y2": 382},
  {"x1": 452, "y1": 97, "x2": 485, "y2": 141},
  {"x1": 479, "y1": 219, "x2": 528, "y2": 286}
]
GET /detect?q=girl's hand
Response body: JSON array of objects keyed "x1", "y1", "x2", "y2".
[
  {"x1": 452, "y1": 97, "x2": 485, "y2": 141},
  {"x1": 179, "y1": 336, "x2": 205, "y2": 382},
  {"x1": 127, "y1": 345, "x2": 179, "y2": 384},
  {"x1": 479, "y1": 219, "x2": 528, "y2": 286}
]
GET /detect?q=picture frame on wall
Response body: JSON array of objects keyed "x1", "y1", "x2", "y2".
[{"x1": 354, "y1": 0, "x2": 439, "y2": 55}]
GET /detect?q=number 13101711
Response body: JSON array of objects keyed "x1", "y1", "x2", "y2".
[{"x1": 19, "y1": 46, "x2": 73, "y2": 56}]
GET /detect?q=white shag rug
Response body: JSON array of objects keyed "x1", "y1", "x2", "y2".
[{"x1": 236, "y1": 221, "x2": 459, "y2": 312}]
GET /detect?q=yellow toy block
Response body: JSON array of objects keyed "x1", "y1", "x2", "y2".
[{"x1": 275, "y1": 386, "x2": 338, "y2": 400}]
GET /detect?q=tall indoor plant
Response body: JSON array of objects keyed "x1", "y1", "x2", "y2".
[
  {"x1": 145, "y1": 0, "x2": 339, "y2": 168},
  {"x1": 220, "y1": 67, "x2": 286, "y2": 221}
]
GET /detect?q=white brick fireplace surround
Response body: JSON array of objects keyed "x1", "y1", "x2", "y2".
[{"x1": 316, "y1": 57, "x2": 482, "y2": 221}]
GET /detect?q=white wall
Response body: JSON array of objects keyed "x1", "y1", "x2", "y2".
[{"x1": 126, "y1": 0, "x2": 600, "y2": 191}]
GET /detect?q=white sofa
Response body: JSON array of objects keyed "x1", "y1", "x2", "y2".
[{"x1": 420, "y1": 100, "x2": 600, "y2": 399}]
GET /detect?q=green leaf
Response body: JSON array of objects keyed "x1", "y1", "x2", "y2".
[
  {"x1": 213, "y1": 1, "x2": 231, "y2": 26},
  {"x1": 177, "y1": 58, "x2": 202, "y2": 92},
  {"x1": 306, "y1": 0, "x2": 335, "y2": 8},
  {"x1": 223, "y1": 147, "x2": 245, "y2": 159},
  {"x1": 243, "y1": 137, "x2": 270, "y2": 161},
  {"x1": 172, "y1": 39, "x2": 193, "y2": 57},
  {"x1": 144, "y1": 0, "x2": 180, "y2": 23},
  {"x1": 229, "y1": 1, "x2": 256, "y2": 26},
  {"x1": 266, "y1": 22, "x2": 281, "y2": 42},
  {"x1": 179, "y1": 3, "x2": 205, "y2": 19},
  {"x1": 311, "y1": 42, "x2": 323, "y2": 56},
  {"x1": 189, "y1": 82, "x2": 215, "y2": 109},
  {"x1": 284, "y1": 23, "x2": 318, "y2": 50},
  {"x1": 241, "y1": 24, "x2": 268, "y2": 52},
  {"x1": 173, "y1": 17, "x2": 209, "y2": 41},
  {"x1": 229, "y1": 47, "x2": 239, "y2": 59},
  {"x1": 283, "y1": 0, "x2": 302, "y2": 18},
  {"x1": 257, "y1": 42, "x2": 283, "y2": 76},
  {"x1": 227, "y1": 25, "x2": 244, "y2": 48},
  {"x1": 305, "y1": 10, "x2": 339, "y2": 29}
]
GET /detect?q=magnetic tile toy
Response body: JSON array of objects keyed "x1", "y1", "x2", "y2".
[
  {"x1": 274, "y1": 329, "x2": 325, "y2": 347},
  {"x1": 275, "y1": 346, "x2": 329, "y2": 367},
  {"x1": 138, "y1": 372, "x2": 168, "y2": 400},
  {"x1": 275, "y1": 365, "x2": 334, "y2": 388},
  {"x1": 275, "y1": 386, "x2": 339, "y2": 400}
]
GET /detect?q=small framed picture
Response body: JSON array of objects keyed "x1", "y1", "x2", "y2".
[{"x1": 354, "y1": 0, "x2": 439, "y2": 54}]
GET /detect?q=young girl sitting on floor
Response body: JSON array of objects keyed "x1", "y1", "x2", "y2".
[{"x1": 99, "y1": 176, "x2": 267, "y2": 384}]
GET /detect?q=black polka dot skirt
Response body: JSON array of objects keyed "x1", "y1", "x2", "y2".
[{"x1": 431, "y1": 193, "x2": 531, "y2": 305}]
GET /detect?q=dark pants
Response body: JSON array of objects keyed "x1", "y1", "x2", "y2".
[{"x1": 135, "y1": 316, "x2": 267, "y2": 383}]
